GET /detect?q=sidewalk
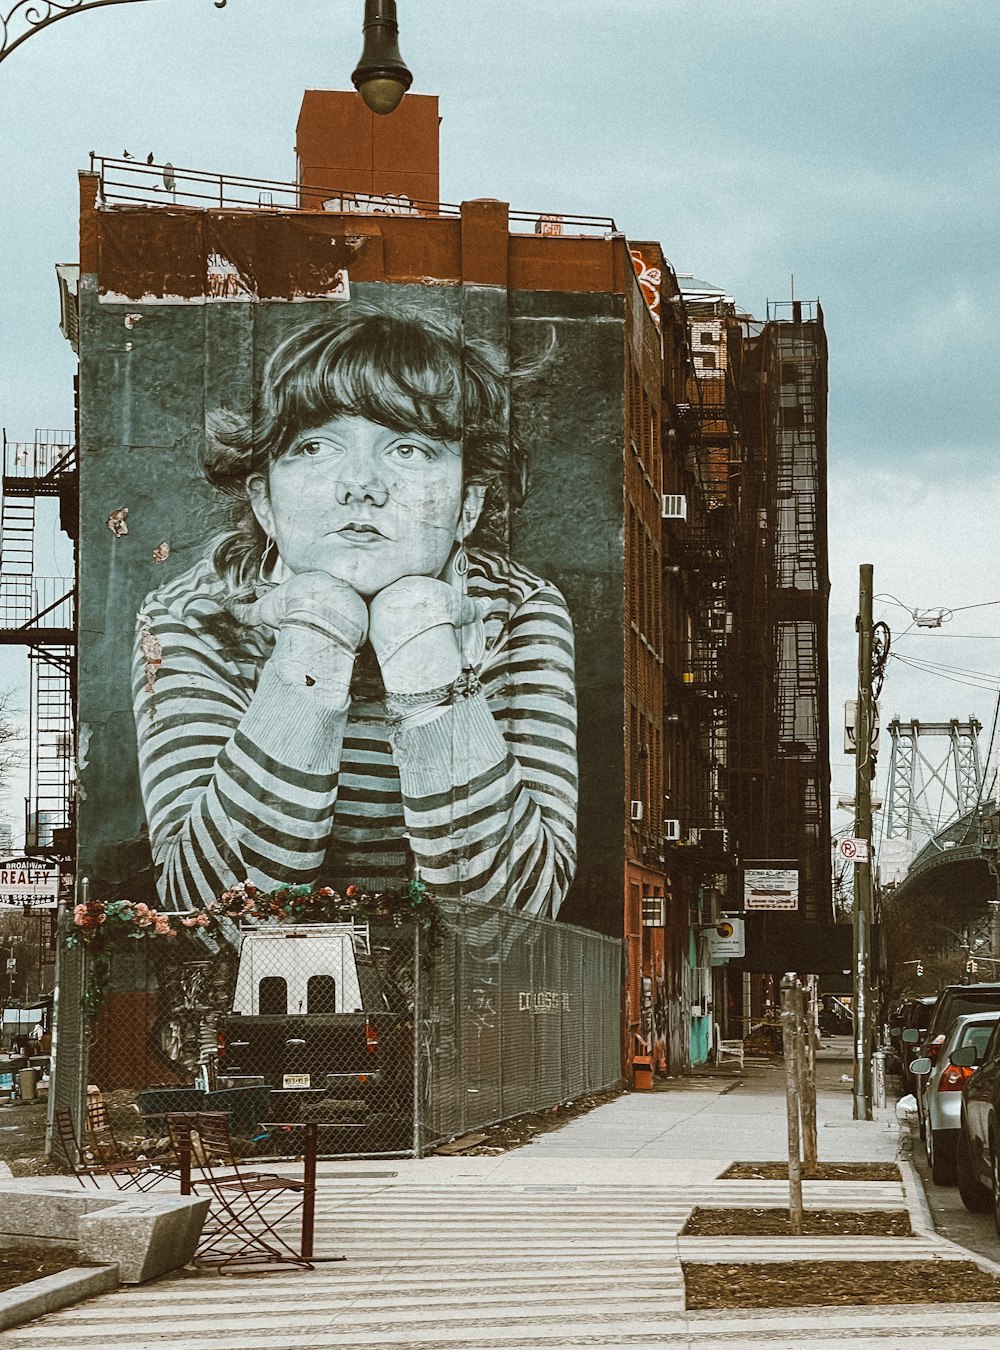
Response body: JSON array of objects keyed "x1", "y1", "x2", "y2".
[{"x1": 6, "y1": 1040, "x2": 1000, "y2": 1348}]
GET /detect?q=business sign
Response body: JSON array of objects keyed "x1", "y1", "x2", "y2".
[
  {"x1": 704, "y1": 917, "x2": 745, "y2": 961},
  {"x1": 743, "y1": 864, "x2": 799, "y2": 912},
  {"x1": 0, "y1": 857, "x2": 60, "y2": 909},
  {"x1": 837, "y1": 837, "x2": 870, "y2": 863}
]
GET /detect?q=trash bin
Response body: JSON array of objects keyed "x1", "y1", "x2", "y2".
[
  {"x1": 632, "y1": 1054, "x2": 653, "y2": 1090},
  {"x1": 17, "y1": 1068, "x2": 38, "y2": 1101}
]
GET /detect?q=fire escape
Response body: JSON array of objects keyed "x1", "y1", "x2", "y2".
[
  {"x1": 727, "y1": 302, "x2": 831, "y2": 923},
  {"x1": 659, "y1": 344, "x2": 737, "y2": 933},
  {"x1": 669, "y1": 302, "x2": 739, "y2": 855},
  {"x1": 0, "y1": 429, "x2": 77, "y2": 857}
]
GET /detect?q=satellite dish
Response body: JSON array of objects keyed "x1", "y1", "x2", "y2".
[{"x1": 163, "y1": 163, "x2": 176, "y2": 195}]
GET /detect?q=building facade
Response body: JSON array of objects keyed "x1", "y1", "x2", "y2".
[{"x1": 45, "y1": 89, "x2": 833, "y2": 1090}]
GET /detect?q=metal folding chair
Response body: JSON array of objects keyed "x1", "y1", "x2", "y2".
[
  {"x1": 54, "y1": 1099, "x2": 168, "y2": 1191},
  {"x1": 172, "y1": 1111, "x2": 317, "y2": 1272}
]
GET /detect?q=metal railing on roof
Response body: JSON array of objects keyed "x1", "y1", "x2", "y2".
[
  {"x1": 767, "y1": 299, "x2": 820, "y2": 323},
  {"x1": 89, "y1": 155, "x2": 618, "y2": 237}
]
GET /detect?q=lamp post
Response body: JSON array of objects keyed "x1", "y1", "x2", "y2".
[
  {"x1": 1, "y1": 0, "x2": 414, "y2": 115},
  {"x1": 352, "y1": 0, "x2": 412, "y2": 114},
  {"x1": 853, "y1": 564, "x2": 875, "y2": 1121}
]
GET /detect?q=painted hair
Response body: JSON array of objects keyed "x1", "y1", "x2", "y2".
[{"x1": 205, "y1": 306, "x2": 529, "y2": 594}]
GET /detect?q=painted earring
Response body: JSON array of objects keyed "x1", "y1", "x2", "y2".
[
  {"x1": 258, "y1": 535, "x2": 278, "y2": 581},
  {"x1": 453, "y1": 543, "x2": 469, "y2": 577}
]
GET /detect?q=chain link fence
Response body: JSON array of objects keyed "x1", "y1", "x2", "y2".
[{"x1": 49, "y1": 898, "x2": 622, "y2": 1160}]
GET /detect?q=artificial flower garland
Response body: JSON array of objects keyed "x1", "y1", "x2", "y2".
[{"x1": 67, "y1": 879, "x2": 441, "y2": 1016}]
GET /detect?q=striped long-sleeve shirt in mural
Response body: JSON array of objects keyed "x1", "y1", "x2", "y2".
[{"x1": 132, "y1": 549, "x2": 577, "y2": 918}]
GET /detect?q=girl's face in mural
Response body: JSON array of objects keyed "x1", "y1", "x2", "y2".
[{"x1": 249, "y1": 413, "x2": 484, "y2": 599}]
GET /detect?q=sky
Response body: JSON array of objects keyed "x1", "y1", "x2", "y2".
[{"x1": 0, "y1": 0, "x2": 997, "y2": 855}]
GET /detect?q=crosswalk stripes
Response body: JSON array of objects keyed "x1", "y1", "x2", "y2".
[{"x1": 5, "y1": 1174, "x2": 997, "y2": 1348}]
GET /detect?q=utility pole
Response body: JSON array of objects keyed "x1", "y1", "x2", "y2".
[{"x1": 853, "y1": 564, "x2": 875, "y2": 1121}]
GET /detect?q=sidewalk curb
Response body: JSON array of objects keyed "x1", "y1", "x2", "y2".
[
  {"x1": 898, "y1": 1135, "x2": 1000, "y2": 1278},
  {"x1": 0, "y1": 1264, "x2": 119, "y2": 1332}
]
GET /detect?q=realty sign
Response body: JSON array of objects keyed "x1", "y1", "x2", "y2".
[
  {"x1": 0, "y1": 857, "x2": 60, "y2": 909},
  {"x1": 743, "y1": 863, "x2": 799, "y2": 912}
]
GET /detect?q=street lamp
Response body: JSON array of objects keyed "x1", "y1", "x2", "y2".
[
  {"x1": 351, "y1": 0, "x2": 412, "y2": 114},
  {"x1": 1, "y1": 0, "x2": 415, "y2": 116},
  {"x1": 0, "y1": 0, "x2": 201, "y2": 65}
]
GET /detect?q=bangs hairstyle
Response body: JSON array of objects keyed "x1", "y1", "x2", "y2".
[{"x1": 205, "y1": 308, "x2": 529, "y2": 595}]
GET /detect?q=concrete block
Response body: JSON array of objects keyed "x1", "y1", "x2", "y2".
[
  {"x1": 0, "y1": 1187, "x2": 116, "y2": 1240},
  {"x1": 0, "y1": 1181, "x2": 209, "y2": 1284},
  {"x1": 79, "y1": 1193, "x2": 210, "y2": 1283},
  {"x1": 0, "y1": 1264, "x2": 119, "y2": 1332}
]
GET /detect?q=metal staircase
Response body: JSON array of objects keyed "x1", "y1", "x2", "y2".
[
  {"x1": 0, "y1": 498, "x2": 35, "y2": 625},
  {"x1": 0, "y1": 429, "x2": 77, "y2": 856}
]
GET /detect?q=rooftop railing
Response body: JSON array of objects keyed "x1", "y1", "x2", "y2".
[{"x1": 89, "y1": 155, "x2": 618, "y2": 237}]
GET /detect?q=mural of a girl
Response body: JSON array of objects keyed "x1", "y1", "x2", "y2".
[{"x1": 133, "y1": 307, "x2": 578, "y2": 918}]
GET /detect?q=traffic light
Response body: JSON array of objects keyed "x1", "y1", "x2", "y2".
[
  {"x1": 967, "y1": 959, "x2": 978, "y2": 976},
  {"x1": 916, "y1": 962, "x2": 924, "y2": 977}
]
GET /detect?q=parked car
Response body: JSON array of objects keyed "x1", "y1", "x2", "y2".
[
  {"x1": 909, "y1": 1011, "x2": 1000, "y2": 1184},
  {"x1": 911, "y1": 983, "x2": 1000, "y2": 1135},
  {"x1": 217, "y1": 921, "x2": 408, "y2": 1142},
  {"x1": 890, "y1": 995, "x2": 937, "y2": 1094},
  {"x1": 955, "y1": 1018, "x2": 1000, "y2": 1224}
]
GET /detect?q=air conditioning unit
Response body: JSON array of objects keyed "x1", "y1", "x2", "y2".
[
  {"x1": 663, "y1": 818, "x2": 681, "y2": 841},
  {"x1": 661, "y1": 493, "x2": 688, "y2": 521},
  {"x1": 630, "y1": 800, "x2": 644, "y2": 822}
]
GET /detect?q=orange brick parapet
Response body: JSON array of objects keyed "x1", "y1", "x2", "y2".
[{"x1": 78, "y1": 175, "x2": 629, "y2": 301}]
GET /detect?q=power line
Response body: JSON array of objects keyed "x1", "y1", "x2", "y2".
[
  {"x1": 889, "y1": 652, "x2": 1000, "y2": 693},
  {"x1": 892, "y1": 654, "x2": 1000, "y2": 681},
  {"x1": 875, "y1": 592, "x2": 1000, "y2": 616}
]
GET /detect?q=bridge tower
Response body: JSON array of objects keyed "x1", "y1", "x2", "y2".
[{"x1": 884, "y1": 716, "x2": 984, "y2": 845}]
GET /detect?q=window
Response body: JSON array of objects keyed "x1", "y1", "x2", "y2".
[
  {"x1": 700, "y1": 352, "x2": 717, "y2": 369},
  {"x1": 307, "y1": 975, "x2": 337, "y2": 1014},
  {"x1": 700, "y1": 331, "x2": 714, "y2": 345},
  {"x1": 258, "y1": 976, "x2": 287, "y2": 1016}
]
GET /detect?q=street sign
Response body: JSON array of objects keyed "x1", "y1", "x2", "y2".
[
  {"x1": 0, "y1": 857, "x2": 60, "y2": 909},
  {"x1": 837, "y1": 837, "x2": 870, "y2": 863},
  {"x1": 704, "y1": 917, "x2": 746, "y2": 961},
  {"x1": 743, "y1": 863, "x2": 799, "y2": 912}
]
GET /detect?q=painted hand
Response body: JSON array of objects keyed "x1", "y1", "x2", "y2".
[
  {"x1": 231, "y1": 571, "x2": 369, "y2": 708},
  {"x1": 368, "y1": 576, "x2": 482, "y2": 695}
]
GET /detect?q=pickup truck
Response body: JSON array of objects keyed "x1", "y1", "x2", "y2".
[{"x1": 216, "y1": 922, "x2": 407, "y2": 1136}]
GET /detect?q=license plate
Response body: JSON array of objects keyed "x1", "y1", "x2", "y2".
[{"x1": 282, "y1": 1074, "x2": 310, "y2": 1089}]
